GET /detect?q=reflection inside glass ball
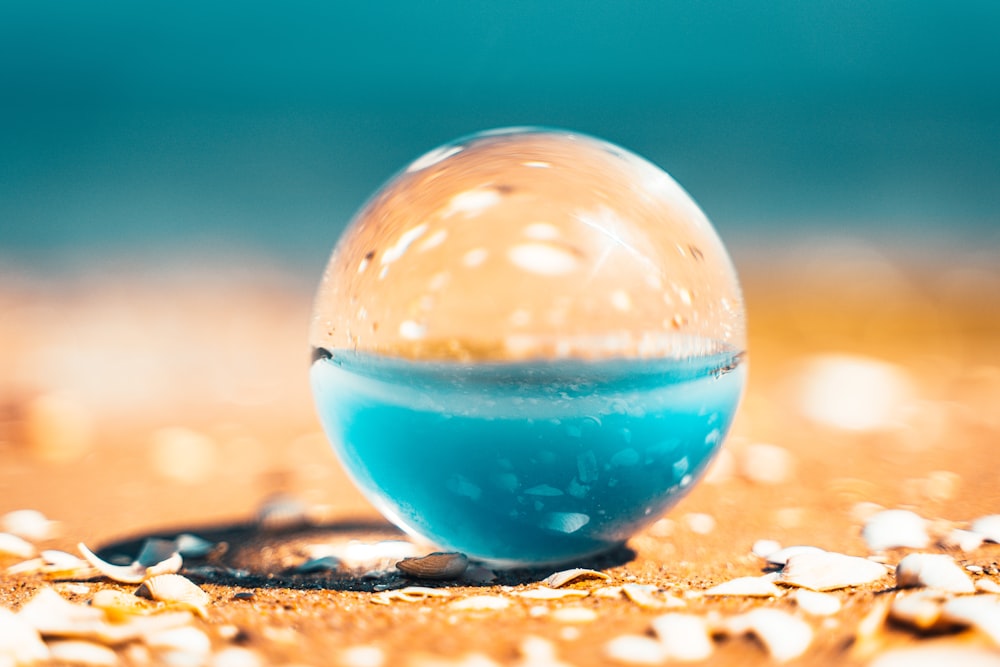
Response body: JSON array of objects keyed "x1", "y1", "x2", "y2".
[{"x1": 310, "y1": 128, "x2": 746, "y2": 566}]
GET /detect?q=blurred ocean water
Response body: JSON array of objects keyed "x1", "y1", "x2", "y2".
[{"x1": 1, "y1": 1, "x2": 998, "y2": 271}]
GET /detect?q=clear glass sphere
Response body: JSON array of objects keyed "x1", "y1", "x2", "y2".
[{"x1": 310, "y1": 128, "x2": 746, "y2": 566}]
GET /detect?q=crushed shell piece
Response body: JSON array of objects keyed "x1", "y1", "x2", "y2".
[
  {"x1": 890, "y1": 590, "x2": 948, "y2": 630},
  {"x1": 705, "y1": 576, "x2": 781, "y2": 597},
  {"x1": 17, "y1": 587, "x2": 193, "y2": 644},
  {"x1": 0, "y1": 608, "x2": 50, "y2": 664},
  {"x1": 135, "y1": 574, "x2": 211, "y2": 618},
  {"x1": 396, "y1": 552, "x2": 469, "y2": 580},
  {"x1": 751, "y1": 539, "x2": 782, "y2": 559},
  {"x1": 862, "y1": 509, "x2": 930, "y2": 551},
  {"x1": 738, "y1": 442, "x2": 795, "y2": 485},
  {"x1": 550, "y1": 607, "x2": 598, "y2": 623},
  {"x1": 541, "y1": 568, "x2": 609, "y2": 588},
  {"x1": 517, "y1": 587, "x2": 589, "y2": 601},
  {"x1": 604, "y1": 634, "x2": 666, "y2": 665},
  {"x1": 47, "y1": 640, "x2": 118, "y2": 667},
  {"x1": 256, "y1": 494, "x2": 311, "y2": 531},
  {"x1": 778, "y1": 550, "x2": 888, "y2": 591},
  {"x1": 941, "y1": 595, "x2": 1000, "y2": 645},
  {"x1": 371, "y1": 587, "x2": 452, "y2": 604},
  {"x1": 941, "y1": 529, "x2": 985, "y2": 552},
  {"x1": 338, "y1": 645, "x2": 387, "y2": 667},
  {"x1": 78, "y1": 542, "x2": 182, "y2": 584},
  {"x1": 593, "y1": 586, "x2": 624, "y2": 599},
  {"x1": 896, "y1": 553, "x2": 975, "y2": 594},
  {"x1": 869, "y1": 645, "x2": 1000, "y2": 667},
  {"x1": 621, "y1": 584, "x2": 686, "y2": 610},
  {"x1": 977, "y1": 580, "x2": 1000, "y2": 594},
  {"x1": 7, "y1": 550, "x2": 93, "y2": 577},
  {"x1": 144, "y1": 626, "x2": 212, "y2": 655},
  {"x1": 972, "y1": 515, "x2": 1000, "y2": 543},
  {"x1": 0, "y1": 533, "x2": 36, "y2": 559},
  {"x1": 722, "y1": 608, "x2": 814, "y2": 662},
  {"x1": 173, "y1": 534, "x2": 216, "y2": 559},
  {"x1": 792, "y1": 589, "x2": 842, "y2": 616},
  {"x1": 1, "y1": 509, "x2": 59, "y2": 542},
  {"x1": 294, "y1": 556, "x2": 341, "y2": 573},
  {"x1": 650, "y1": 613, "x2": 714, "y2": 661},
  {"x1": 90, "y1": 589, "x2": 160, "y2": 619},
  {"x1": 448, "y1": 595, "x2": 511, "y2": 611},
  {"x1": 764, "y1": 545, "x2": 825, "y2": 567}
]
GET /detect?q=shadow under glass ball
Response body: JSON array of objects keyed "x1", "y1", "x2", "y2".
[{"x1": 309, "y1": 128, "x2": 746, "y2": 566}]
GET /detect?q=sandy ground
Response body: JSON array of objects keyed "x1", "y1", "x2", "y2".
[{"x1": 2, "y1": 248, "x2": 1000, "y2": 665}]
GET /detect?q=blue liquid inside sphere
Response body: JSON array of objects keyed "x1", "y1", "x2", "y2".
[{"x1": 311, "y1": 345, "x2": 745, "y2": 566}]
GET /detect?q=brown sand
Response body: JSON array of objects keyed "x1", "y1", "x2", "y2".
[{"x1": 1, "y1": 254, "x2": 1000, "y2": 665}]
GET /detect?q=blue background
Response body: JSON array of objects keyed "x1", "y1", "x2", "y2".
[{"x1": 2, "y1": 1, "x2": 998, "y2": 270}]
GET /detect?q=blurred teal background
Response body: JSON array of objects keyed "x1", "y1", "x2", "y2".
[{"x1": 2, "y1": 1, "x2": 998, "y2": 272}]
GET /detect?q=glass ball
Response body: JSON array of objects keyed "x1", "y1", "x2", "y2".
[{"x1": 310, "y1": 128, "x2": 746, "y2": 566}]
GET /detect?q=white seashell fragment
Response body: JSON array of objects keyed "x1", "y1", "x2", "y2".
[
  {"x1": 17, "y1": 587, "x2": 106, "y2": 635},
  {"x1": 338, "y1": 645, "x2": 386, "y2": 667},
  {"x1": 889, "y1": 590, "x2": 946, "y2": 630},
  {"x1": 738, "y1": 442, "x2": 795, "y2": 485},
  {"x1": 751, "y1": 539, "x2": 782, "y2": 559},
  {"x1": 603, "y1": 634, "x2": 666, "y2": 665},
  {"x1": 144, "y1": 626, "x2": 212, "y2": 655},
  {"x1": 0, "y1": 608, "x2": 50, "y2": 664},
  {"x1": 779, "y1": 551, "x2": 888, "y2": 591},
  {"x1": 792, "y1": 589, "x2": 842, "y2": 616},
  {"x1": 212, "y1": 647, "x2": 264, "y2": 667},
  {"x1": 650, "y1": 613, "x2": 714, "y2": 661},
  {"x1": 540, "y1": 512, "x2": 590, "y2": 534},
  {"x1": 173, "y1": 534, "x2": 216, "y2": 559},
  {"x1": 941, "y1": 529, "x2": 986, "y2": 552},
  {"x1": 869, "y1": 646, "x2": 1000, "y2": 667},
  {"x1": 683, "y1": 513, "x2": 716, "y2": 535},
  {"x1": 941, "y1": 595, "x2": 1000, "y2": 645},
  {"x1": 621, "y1": 584, "x2": 686, "y2": 610},
  {"x1": 1, "y1": 510, "x2": 59, "y2": 542},
  {"x1": 722, "y1": 608, "x2": 813, "y2": 662},
  {"x1": 7, "y1": 549, "x2": 94, "y2": 578},
  {"x1": 550, "y1": 607, "x2": 598, "y2": 623},
  {"x1": 448, "y1": 595, "x2": 511, "y2": 611},
  {"x1": 705, "y1": 576, "x2": 781, "y2": 598},
  {"x1": 978, "y1": 580, "x2": 1000, "y2": 594},
  {"x1": 0, "y1": 533, "x2": 36, "y2": 559},
  {"x1": 517, "y1": 587, "x2": 589, "y2": 601},
  {"x1": 135, "y1": 574, "x2": 211, "y2": 618},
  {"x1": 542, "y1": 568, "x2": 609, "y2": 588},
  {"x1": 972, "y1": 515, "x2": 1000, "y2": 543},
  {"x1": 91, "y1": 589, "x2": 160, "y2": 619},
  {"x1": 896, "y1": 553, "x2": 975, "y2": 594},
  {"x1": 47, "y1": 640, "x2": 118, "y2": 666},
  {"x1": 862, "y1": 509, "x2": 930, "y2": 551},
  {"x1": 371, "y1": 586, "x2": 452, "y2": 604},
  {"x1": 764, "y1": 545, "x2": 825, "y2": 568},
  {"x1": 78, "y1": 542, "x2": 181, "y2": 584},
  {"x1": 396, "y1": 552, "x2": 468, "y2": 580}
]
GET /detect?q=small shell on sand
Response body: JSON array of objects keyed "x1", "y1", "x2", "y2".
[
  {"x1": 889, "y1": 590, "x2": 948, "y2": 630},
  {"x1": 517, "y1": 587, "x2": 589, "y2": 601},
  {"x1": 604, "y1": 634, "x2": 666, "y2": 665},
  {"x1": 396, "y1": 552, "x2": 469, "y2": 580},
  {"x1": 779, "y1": 551, "x2": 888, "y2": 591},
  {"x1": 971, "y1": 515, "x2": 1000, "y2": 543},
  {"x1": 940, "y1": 595, "x2": 1000, "y2": 645},
  {"x1": 78, "y1": 542, "x2": 182, "y2": 584},
  {"x1": 721, "y1": 608, "x2": 814, "y2": 662},
  {"x1": 47, "y1": 640, "x2": 118, "y2": 667},
  {"x1": 448, "y1": 595, "x2": 511, "y2": 611},
  {"x1": 650, "y1": 613, "x2": 714, "y2": 661},
  {"x1": 862, "y1": 509, "x2": 930, "y2": 551},
  {"x1": 764, "y1": 545, "x2": 825, "y2": 568},
  {"x1": 0, "y1": 608, "x2": 50, "y2": 664},
  {"x1": 792, "y1": 589, "x2": 842, "y2": 616},
  {"x1": 940, "y1": 529, "x2": 985, "y2": 552},
  {"x1": 0, "y1": 532, "x2": 36, "y2": 559},
  {"x1": 621, "y1": 584, "x2": 686, "y2": 610},
  {"x1": 91, "y1": 589, "x2": 160, "y2": 619},
  {"x1": 1, "y1": 509, "x2": 59, "y2": 542},
  {"x1": 895, "y1": 553, "x2": 975, "y2": 594},
  {"x1": 705, "y1": 576, "x2": 782, "y2": 598},
  {"x1": 542, "y1": 568, "x2": 609, "y2": 588},
  {"x1": 135, "y1": 574, "x2": 211, "y2": 618}
]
